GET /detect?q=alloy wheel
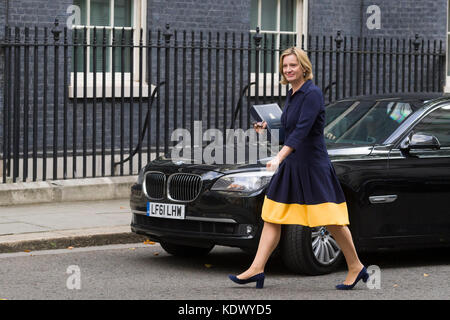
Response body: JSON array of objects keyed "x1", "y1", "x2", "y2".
[{"x1": 311, "y1": 227, "x2": 341, "y2": 265}]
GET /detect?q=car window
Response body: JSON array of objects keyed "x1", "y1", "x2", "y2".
[
  {"x1": 325, "y1": 100, "x2": 357, "y2": 126},
  {"x1": 412, "y1": 106, "x2": 450, "y2": 147},
  {"x1": 325, "y1": 100, "x2": 415, "y2": 145}
]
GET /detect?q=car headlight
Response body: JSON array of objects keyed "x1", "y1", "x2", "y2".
[{"x1": 211, "y1": 170, "x2": 274, "y2": 193}]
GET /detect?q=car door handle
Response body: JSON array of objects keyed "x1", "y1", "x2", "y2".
[{"x1": 369, "y1": 195, "x2": 398, "y2": 204}]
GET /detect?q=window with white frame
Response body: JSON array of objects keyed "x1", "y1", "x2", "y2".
[
  {"x1": 70, "y1": 0, "x2": 147, "y2": 98},
  {"x1": 249, "y1": 0, "x2": 307, "y2": 94}
]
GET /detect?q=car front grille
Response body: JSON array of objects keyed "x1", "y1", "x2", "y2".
[
  {"x1": 134, "y1": 215, "x2": 237, "y2": 235},
  {"x1": 143, "y1": 171, "x2": 166, "y2": 200},
  {"x1": 167, "y1": 173, "x2": 203, "y2": 202}
]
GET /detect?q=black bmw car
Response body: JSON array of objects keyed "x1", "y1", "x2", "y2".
[{"x1": 130, "y1": 93, "x2": 450, "y2": 275}]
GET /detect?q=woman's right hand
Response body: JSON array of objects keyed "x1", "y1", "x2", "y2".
[{"x1": 253, "y1": 121, "x2": 267, "y2": 134}]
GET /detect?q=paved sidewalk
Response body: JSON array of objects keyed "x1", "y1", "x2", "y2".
[{"x1": 0, "y1": 199, "x2": 146, "y2": 253}]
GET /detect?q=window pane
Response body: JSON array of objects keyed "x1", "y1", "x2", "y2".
[
  {"x1": 90, "y1": 28, "x2": 111, "y2": 72},
  {"x1": 280, "y1": 0, "x2": 296, "y2": 31},
  {"x1": 73, "y1": 0, "x2": 87, "y2": 25},
  {"x1": 261, "y1": 0, "x2": 277, "y2": 31},
  {"x1": 250, "y1": 0, "x2": 259, "y2": 30},
  {"x1": 91, "y1": 0, "x2": 110, "y2": 26},
  {"x1": 251, "y1": 33, "x2": 277, "y2": 73},
  {"x1": 279, "y1": 33, "x2": 296, "y2": 49},
  {"x1": 72, "y1": 28, "x2": 87, "y2": 73},
  {"x1": 112, "y1": 29, "x2": 132, "y2": 72},
  {"x1": 114, "y1": 0, "x2": 133, "y2": 27},
  {"x1": 261, "y1": 34, "x2": 276, "y2": 73}
]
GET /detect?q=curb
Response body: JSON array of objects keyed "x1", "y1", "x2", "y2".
[
  {"x1": 0, "y1": 176, "x2": 138, "y2": 206},
  {"x1": 0, "y1": 227, "x2": 148, "y2": 253}
]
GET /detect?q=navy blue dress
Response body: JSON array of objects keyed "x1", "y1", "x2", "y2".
[{"x1": 261, "y1": 80, "x2": 349, "y2": 227}]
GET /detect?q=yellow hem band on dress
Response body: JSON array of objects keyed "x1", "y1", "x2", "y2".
[{"x1": 261, "y1": 195, "x2": 349, "y2": 227}]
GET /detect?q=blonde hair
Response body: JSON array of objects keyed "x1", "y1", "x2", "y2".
[{"x1": 279, "y1": 47, "x2": 314, "y2": 85}]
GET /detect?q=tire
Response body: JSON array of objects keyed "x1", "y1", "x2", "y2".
[
  {"x1": 160, "y1": 241, "x2": 214, "y2": 257},
  {"x1": 280, "y1": 225, "x2": 343, "y2": 275}
]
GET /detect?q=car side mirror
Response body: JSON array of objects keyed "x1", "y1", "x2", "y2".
[{"x1": 400, "y1": 132, "x2": 441, "y2": 151}]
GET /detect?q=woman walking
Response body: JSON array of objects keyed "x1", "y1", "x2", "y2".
[{"x1": 228, "y1": 47, "x2": 368, "y2": 290}]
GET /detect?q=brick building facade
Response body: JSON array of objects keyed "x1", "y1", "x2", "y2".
[
  {"x1": 0, "y1": 0, "x2": 448, "y2": 181},
  {"x1": 1, "y1": 0, "x2": 446, "y2": 49},
  {"x1": 309, "y1": 0, "x2": 446, "y2": 40}
]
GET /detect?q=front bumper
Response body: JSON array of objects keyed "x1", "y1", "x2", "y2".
[
  {"x1": 131, "y1": 211, "x2": 261, "y2": 249},
  {"x1": 130, "y1": 183, "x2": 265, "y2": 249}
]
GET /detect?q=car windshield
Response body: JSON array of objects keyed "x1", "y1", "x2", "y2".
[
  {"x1": 325, "y1": 99, "x2": 419, "y2": 145},
  {"x1": 325, "y1": 100, "x2": 356, "y2": 126}
]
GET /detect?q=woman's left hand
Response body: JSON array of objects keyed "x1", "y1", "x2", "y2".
[
  {"x1": 266, "y1": 155, "x2": 281, "y2": 172},
  {"x1": 266, "y1": 146, "x2": 292, "y2": 172}
]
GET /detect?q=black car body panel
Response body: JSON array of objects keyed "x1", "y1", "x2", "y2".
[{"x1": 130, "y1": 93, "x2": 450, "y2": 253}]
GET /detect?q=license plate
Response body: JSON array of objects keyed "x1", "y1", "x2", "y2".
[{"x1": 147, "y1": 202, "x2": 185, "y2": 220}]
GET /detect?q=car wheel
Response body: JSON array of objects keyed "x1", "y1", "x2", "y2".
[
  {"x1": 159, "y1": 241, "x2": 215, "y2": 257},
  {"x1": 280, "y1": 225, "x2": 343, "y2": 275}
]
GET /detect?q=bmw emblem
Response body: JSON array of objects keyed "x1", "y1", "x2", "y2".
[{"x1": 178, "y1": 168, "x2": 183, "y2": 172}]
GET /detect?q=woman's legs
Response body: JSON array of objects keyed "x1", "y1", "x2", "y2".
[
  {"x1": 236, "y1": 221, "x2": 281, "y2": 279},
  {"x1": 235, "y1": 222, "x2": 364, "y2": 284},
  {"x1": 326, "y1": 225, "x2": 364, "y2": 285}
]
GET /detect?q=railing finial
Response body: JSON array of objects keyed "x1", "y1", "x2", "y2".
[
  {"x1": 413, "y1": 34, "x2": 421, "y2": 51},
  {"x1": 335, "y1": 30, "x2": 343, "y2": 50},
  {"x1": 253, "y1": 26, "x2": 262, "y2": 48},
  {"x1": 51, "y1": 18, "x2": 62, "y2": 42},
  {"x1": 163, "y1": 23, "x2": 172, "y2": 44}
]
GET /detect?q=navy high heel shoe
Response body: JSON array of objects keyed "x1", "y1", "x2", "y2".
[
  {"x1": 335, "y1": 266, "x2": 369, "y2": 290},
  {"x1": 228, "y1": 272, "x2": 265, "y2": 289}
]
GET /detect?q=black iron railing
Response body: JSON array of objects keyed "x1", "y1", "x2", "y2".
[{"x1": 0, "y1": 19, "x2": 446, "y2": 183}]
